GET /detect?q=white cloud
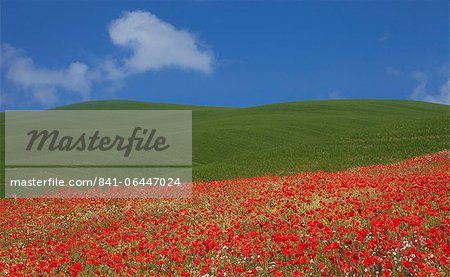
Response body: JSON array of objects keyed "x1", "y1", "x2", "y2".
[
  {"x1": 423, "y1": 79, "x2": 450, "y2": 104},
  {"x1": 328, "y1": 90, "x2": 345, "y2": 100},
  {"x1": 1, "y1": 10, "x2": 213, "y2": 108},
  {"x1": 386, "y1": 67, "x2": 401, "y2": 76},
  {"x1": 410, "y1": 71, "x2": 449, "y2": 105},
  {"x1": 0, "y1": 90, "x2": 9, "y2": 109},
  {"x1": 411, "y1": 72, "x2": 428, "y2": 100},
  {"x1": 379, "y1": 32, "x2": 392, "y2": 42},
  {"x1": 108, "y1": 10, "x2": 213, "y2": 76},
  {"x1": 1, "y1": 44, "x2": 92, "y2": 107},
  {"x1": 33, "y1": 88, "x2": 59, "y2": 106}
]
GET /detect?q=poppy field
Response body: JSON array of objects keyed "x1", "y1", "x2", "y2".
[{"x1": 1, "y1": 151, "x2": 449, "y2": 276}]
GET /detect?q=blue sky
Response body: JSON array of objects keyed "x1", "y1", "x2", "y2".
[{"x1": 1, "y1": 1, "x2": 448, "y2": 109}]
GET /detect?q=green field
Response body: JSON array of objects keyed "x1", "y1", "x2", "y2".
[{"x1": 1, "y1": 99, "x2": 449, "y2": 196}]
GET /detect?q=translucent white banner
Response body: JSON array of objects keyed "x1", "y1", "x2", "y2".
[
  {"x1": 5, "y1": 168, "x2": 192, "y2": 198},
  {"x1": 6, "y1": 111, "x2": 192, "y2": 166}
]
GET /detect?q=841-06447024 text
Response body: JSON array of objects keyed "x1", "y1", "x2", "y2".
[{"x1": 8, "y1": 177, "x2": 183, "y2": 187}]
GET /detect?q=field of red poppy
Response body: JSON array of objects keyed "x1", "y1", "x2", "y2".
[{"x1": 1, "y1": 151, "x2": 449, "y2": 276}]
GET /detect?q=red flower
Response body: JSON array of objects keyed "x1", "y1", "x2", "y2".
[{"x1": 402, "y1": 260, "x2": 412, "y2": 268}]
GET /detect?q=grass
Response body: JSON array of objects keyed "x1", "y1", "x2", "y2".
[{"x1": 1, "y1": 99, "x2": 449, "y2": 197}]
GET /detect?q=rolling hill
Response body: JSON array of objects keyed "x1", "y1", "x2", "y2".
[{"x1": 1, "y1": 99, "x2": 449, "y2": 196}]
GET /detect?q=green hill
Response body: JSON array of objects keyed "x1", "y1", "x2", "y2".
[{"x1": 1, "y1": 99, "x2": 449, "y2": 196}]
